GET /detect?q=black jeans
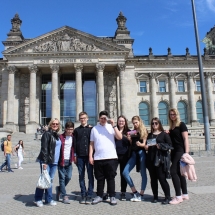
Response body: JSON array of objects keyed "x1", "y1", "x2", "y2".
[
  {"x1": 170, "y1": 151, "x2": 188, "y2": 196},
  {"x1": 94, "y1": 159, "x2": 118, "y2": 198},
  {"x1": 117, "y1": 154, "x2": 129, "y2": 193},
  {"x1": 147, "y1": 158, "x2": 171, "y2": 199}
]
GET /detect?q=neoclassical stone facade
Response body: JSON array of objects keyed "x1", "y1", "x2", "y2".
[{"x1": 1, "y1": 13, "x2": 215, "y2": 133}]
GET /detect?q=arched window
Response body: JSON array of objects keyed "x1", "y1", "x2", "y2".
[
  {"x1": 177, "y1": 101, "x2": 188, "y2": 124},
  {"x1": 158, "y1": 102, "x2": 168, "y2": 125},
  {"x1": 139, "y1": 102, "x2": 149, "y2": 125},
  {"x1": 196, "y1": 101, "x2": 203, "y2": 123}
]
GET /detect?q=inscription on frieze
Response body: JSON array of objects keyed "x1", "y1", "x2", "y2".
[{"x1": 34, "y1": 58, "x2": 98, "y2": 64}]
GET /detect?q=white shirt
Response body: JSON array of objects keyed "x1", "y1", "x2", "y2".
[
  {"x1": 64, "y1": 136, "x2": 73, "y2": 160},
  {"x1": 17, "y1": 144, "x2": 22, "y2": 155},
  {"x1": 90, "y1": 123, "x2": 117, "y2": 160}
]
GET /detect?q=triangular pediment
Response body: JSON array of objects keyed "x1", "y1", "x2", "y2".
[{"x1": 3, "y1": 26, "x2": 129, "y2": 55}]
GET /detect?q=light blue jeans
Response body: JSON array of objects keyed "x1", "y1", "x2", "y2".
[{"x1": 122, "y1": 150, "x2": 147, "y2": 190}]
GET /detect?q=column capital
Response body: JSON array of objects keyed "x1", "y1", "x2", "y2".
[
  {"x1": 74, "y1": 64, "x2": 83, "y2": 72},
  {"x1": 28, "y1": 65, "x2": 38, "y2": 73},
  {"x1": 205, "y1": 72, "x2": 213, "y2": 78},
  {"x1": 187, "y1": 72, "x2": 196, "y2": 78},
  {"x1": 169, "y1": 72, "x2": 176, "y2": 79},
  {"x1": 96, "y1": 63, "x2": 105, "y2": 72},
  {"x1": 117, "y1": 63, "x2": 125, "y2": 72},
  {"x1": 149, "y1": 72, "x2": 157, "y2": 79},
  {"x1": 50, "y1": 64, "x2": 60, "y2": 73},
  {"x1": 7, "y1": 65, "x2": 17, "y2": 74}
]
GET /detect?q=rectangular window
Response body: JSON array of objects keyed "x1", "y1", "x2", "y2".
[
  {"x1": 159, "y1": 81, "x2": 166, "y2": 92},
  {"x1": 196, "y1": 80, "x2": 201, "y2": 91},
  {"x1": 140, "y1": 81, "x2": 147, "y2": 92},
  {"x1": 178, "y1": 80, "x2": 185, "y2": 92}
]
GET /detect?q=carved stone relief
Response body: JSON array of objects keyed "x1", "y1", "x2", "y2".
[
  {"x1": 31, "y1": 33, "x2": 102, "y2": 52},
  {"x1": 104, "y1": 71, "x2": 117, "y2": 120},
  {"x1": 19, "y1": 73, "x2": 30, "y2": 125}
]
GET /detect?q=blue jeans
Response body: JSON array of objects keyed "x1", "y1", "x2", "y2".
[
  {"x1": 122, "y1": 150, "x2": 147, "y2": 190},
  {"x1": 58, "y1": 161, "x2": 72, "y2": 197},
  {"x1": 1, "y1": 154, "x2": 11, "y2": 171},
  {"x1": 77, "y1": 156, "x2": 94, "y2": 197},
  {"x1": 34, "y1": 162, "x2": 58, "y2": 203}
]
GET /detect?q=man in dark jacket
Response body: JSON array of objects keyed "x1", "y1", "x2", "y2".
[
  {"x1": 73, "y1": 111, "x2": 94, "y2": 204},
  {"x1": 56, "y1": 121, "x2": 75, "y2": 204}
]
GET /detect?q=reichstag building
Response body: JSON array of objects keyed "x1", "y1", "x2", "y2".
[{"x1": 1, "y1": 13, "x2": 215, "y2": 133}]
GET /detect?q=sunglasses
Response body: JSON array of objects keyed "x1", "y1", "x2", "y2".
[
  {"x1": 151, "y1": 122, "x2": 158, "y2": 125},
  {"x1": 52, "y1": 123, "x2": 59, "y2": 126}
]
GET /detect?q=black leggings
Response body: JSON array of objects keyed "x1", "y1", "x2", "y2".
[
  {"x1": 170, "y1": 151, "x2": 188, "y2": 196},
  {"x1": 147, "y1": 159, "x2": 170, "y2": 199}
]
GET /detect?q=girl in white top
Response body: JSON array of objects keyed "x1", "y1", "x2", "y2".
[{"x1": 14, "y1": 140, "x2": 24, "y2": 169}]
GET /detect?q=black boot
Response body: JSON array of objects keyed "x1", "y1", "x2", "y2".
[
  {"x1": 151, "y1": 196, "x2": 158, "y2": 203},
  {"x1": 162, "y1": 197, "x2": 170, "y2": 205}
]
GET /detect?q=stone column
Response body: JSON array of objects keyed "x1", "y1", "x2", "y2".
[
  {"x1": 26, "y1": 65, "x2": 38, "y2": 133},
  {"x1": 5, "y1": 65, "x2": 17, "y2": 131},
  {"x1": 74, "y1": 64, "x2": 83, "y2": 121},
  {"x1": 50, "y1": 65, "x2": 60, "y2": 120},
  {"x1": 149, "y1": 73, "x2": 158, "y2": 118},
  {"x1": 206, "y1": 72, "x2": 215, "y2": 125},
  {"x1": 96, "y1": 63, "x2": 105, "y2": 113},
  {"x1": 169, "y1": 72, "x2": 177, "y2": 109},
  {"x1": 188, "y1": 72, "x2": 198, "y2": 125},
  {"x1": 117, "y1": 63, "x2": 126, "y2": 116}
]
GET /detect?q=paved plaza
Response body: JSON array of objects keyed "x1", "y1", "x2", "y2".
[{"x1": 0, "y1": 154, "x2": 214, "y2": 215}]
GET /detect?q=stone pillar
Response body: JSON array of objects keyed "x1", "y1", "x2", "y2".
[
  {"x1": 117, "y1": 63, "x2": 126, "y2": 116},
  {"x1": 50, "y1": 65, "x2": 60, "y2": 120},
  {"x1": 74, "y1": 64, "x2": 83, "y2": 121},
  {"x1": 188, "y1": 72, "x2": 198, "y2": 125},
  {"x1": 96, "y1": 63, "x2": 105, "y2": 113},
  {"x1": 149, "y1": 73, "x2": 158, "y2": 118},
  {"x1": 26, "y1": 65, "x2": 38, "y2": 133},
  {"x1": 169, "y1": 72, "x2": 177, "y2": 109},
  {"x1": 206, "y1": 72, "x2": 215, "y2": 125},
  {"x1": 5, "y1": 65, "x2": 17, "y2": 131}
]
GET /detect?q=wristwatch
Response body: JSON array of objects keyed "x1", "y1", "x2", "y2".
[{"x1": 112, "y1": 125, "x2": 117, "y2": 128}]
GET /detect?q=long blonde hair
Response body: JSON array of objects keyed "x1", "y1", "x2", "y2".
[
  {"x1": 132, "y1": 116, "x2": 147, "y2": 140},
  {"x1": 48, "y1": 118, "x2": 61, "y2": 133},
  {"x1": 168, "y1": 108, "x2": 181, "y2": 129}
]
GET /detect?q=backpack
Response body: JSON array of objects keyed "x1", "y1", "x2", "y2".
[{"x1": 1, "y1": 140, "x2": 7, "y2": 152}]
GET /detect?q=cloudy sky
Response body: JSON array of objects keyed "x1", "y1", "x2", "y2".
[{"x1": 0, "y1": 0, "x2": 215, "y2": 57}]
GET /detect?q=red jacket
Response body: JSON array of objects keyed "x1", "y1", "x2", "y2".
[{"x1": 59, "y1": 132, "x2": 75, "y2": 166}]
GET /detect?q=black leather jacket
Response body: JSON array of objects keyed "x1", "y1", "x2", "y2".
[{"x1": 37, "y1": 129, "x2": 59, "y2": 164}]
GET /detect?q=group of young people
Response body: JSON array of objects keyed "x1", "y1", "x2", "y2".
[{"x1": 34, "y1": 108, "x2": 190, "y2": 207}]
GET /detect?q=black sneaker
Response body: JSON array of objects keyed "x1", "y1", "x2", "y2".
[
  {"x1": 85, "y1": 196, "x2": 92, "y2": 204},
  {"x1": 8, "y1": 169, "x2": 14, "y2": 173},
  {"x1": 103, "y1": 194, "x2": 110, "y2": 202},
  {"x1": 119, "y1": 193, "x2": 126, "y2": 201},
  {"x1": 79, "y1": 196, "x2": 86, "y2": 204}
]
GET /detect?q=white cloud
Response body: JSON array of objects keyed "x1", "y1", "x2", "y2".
[{"x1": 206, "y1": 0, "x2": 215, "y2": 12}]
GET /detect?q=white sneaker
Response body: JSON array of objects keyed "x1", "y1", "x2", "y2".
[
  {"x1": 18, "y1": 167, "x2": 23, "y2": 169},
  {"x1": 130, "y1": 193, "x2": 141, "y2": 202},
  {"x1": 47, "y1": 200, "x2": 57, "y2": 206},
  {"x1": 35, "y1": 200, "x2": 43, "y2": 207}
]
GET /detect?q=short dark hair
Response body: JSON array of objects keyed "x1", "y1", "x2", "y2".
[
  {"x1": 79, "y1": 111, "x2": 88, "y2": 118},
  {"x1": 99, "y1": 110, "x2": 109, "y2": 118},
  {"x1": 7, "y1": 135, "x2": 11, "y2": 137},
  {"x1": 65, "y1": 121, "x2": 74, "y2": 129}
]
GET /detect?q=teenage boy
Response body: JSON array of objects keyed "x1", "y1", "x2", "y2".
[
  {"x1": 56, "y1": 121, "x2": 75, "y2": 204},
  {"x1": 0, "y1": 134, "x2": 14, "y2": 172},
  {"x1": 74, "y1": 112, "x2": 94, "y2": 204},
  {"x1": 89, "y1": 110, "x2": 122, "y2": 206}
]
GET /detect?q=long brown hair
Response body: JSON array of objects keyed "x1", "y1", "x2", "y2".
[
  {"x1": 150, "y1": 117, "x2": 164, "y2": 133},
  {"x1": 117, "y1": 115, "x2": 129, "y2": 135},
  {"x1": 18, "y1": 140, "x2": 24, "y2": 149},
  {"x1": 131, "y1": 116, "x2": 147, "y2": 140}
]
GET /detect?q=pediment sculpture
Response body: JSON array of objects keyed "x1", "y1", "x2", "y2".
[{"x1": 32, "y1": 33, "x2": 102, "y2": 52}]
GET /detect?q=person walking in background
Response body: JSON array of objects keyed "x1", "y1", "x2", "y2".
[
  {"x1": 89, "y1": 110, "x2": 122, "y2": 206},
  {"x1": 122, "y1": 116, "x2": 148, "y2": 202},
  {"x1": 145, "y1": 117, "x2": 172, "y2": 204},
  {"x1": 56, "y1": 121, "x2": 75, "y2": 204},
  {"x1": 34, "y1": 118, "x2": 62, "y2": 207},
  {"x1": 0, "y1": 134, "x2": 14, "y2": 172},
  {"x1": 73, "y1": 112, "x2": 94, "y2": 205},
  {"x1": 168, "y1": 108, "x2": 190, "y2": 205},
  {"x1": 14, "y1": 140, "x2": 25, "y2": 169}
]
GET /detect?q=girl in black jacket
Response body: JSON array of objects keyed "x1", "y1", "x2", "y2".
[{"x1": 145, "y1": 117, "x2": 172, "y2": 204}]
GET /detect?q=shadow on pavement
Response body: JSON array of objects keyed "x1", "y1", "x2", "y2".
[{"x1": 14, "y1": 194, "x2": 35, "y2": 207}]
